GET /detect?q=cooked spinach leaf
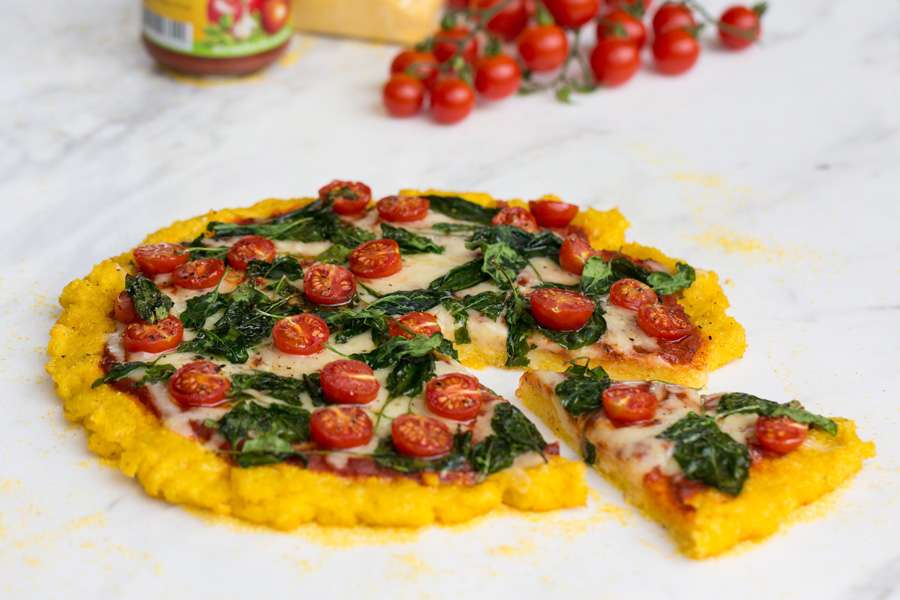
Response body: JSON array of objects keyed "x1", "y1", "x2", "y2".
[
  {"x1": 373, "y1": 432, "x2": 471, "y2": 474},
  {"x1": 646, "y1": 262, "x2": 696, "y2": 296},
  {"x1": 246, "y1": 256, "x2": 303, "y2": 281},
  {"x1": 466, "y1": 226, "x2": 562, "y2": 259},
  {"x1": 124, "y1": 274, "x2": 173, "y2": 323},
  {"x1": 180, "y1": 291, "x2": 226, "y2": 330},
  {"x1": 428, "y1": 258, "x2": 491, "y2": 292},
  {"x1": 503, "y1": 292, "x2": 534, "y2": 367},
  {"x1": 715, "y1": 393, "x2": 837, "y2": 435},
  {"x1": 352, "y1": 333, "x2": 456, "y2": 368},
  {"x1": 323, "y1": 307, "x2": 389, "y2": 343},
  {"x1": 301, "y1": 372, "x2": 326, "y2": 406},
  {"x1": 424, "y1": 194, "x2": 499, "y2": 224},
  {"x1": 432, "y1": 223, "x2": 485, "y2": 236},
  {"x1": 535, "y1": 305, "x2": 607, "y2": 351},
  {"x1": 380, "y1": 223, "x2": 444, "y2": 255},
  {"x1": 469, "y1": 436, "x2": 515, "y2": 475},
  {"x1": 581, "y1": 256, "x2": 696, "y2": 298},
  {"x1": 482, "y1": 242, "x2": 527, "y2": 289},
  {"x1": 555, "y1": 362, "x2": 611, "y2": 416},
  {"x1": 491, "y1": 403, "x2": 547, "y2": 454},
  {"x1": 186, "y1": 236, "x2": 230, "y2": 261},
  {"x1": 368, "y1": 288, "x2": 449, "y2": 315},
  {"x1": 230, "y1": 371, "x2": 306, "y2": 404},
  {"x1": 386, "y1": 355, "x2": 435, "y2": 398},
  {"x1": 316, "y1": 244, "x2": 353, "y2": 265},
  {"x1": 210, "y1": 400, "x2": 310, "y2": 467},
  {"x1": 91, "y1": 360, "x2": 176, "y2": 389},
  {"x1": 442, "y1": 291, "x2": 506, "y2": 344},
  {"x1": 583, "y1": 441, "x2": 597, "y2": 466}
]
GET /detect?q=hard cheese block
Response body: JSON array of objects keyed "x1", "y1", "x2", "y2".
[{"x1": 292, "y1": 0, "x2": 441, "y2": 44}]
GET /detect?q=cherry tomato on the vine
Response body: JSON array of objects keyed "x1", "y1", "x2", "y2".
[
  {"x1": 517, "y1": 25, "x2": 569, "y2": 73},
  {"x1": 475, "y1": 54, "x2": 522, "y2": 101},
  {"x1": 390, "y1": 50, "x2": 439, "y2": 88},
  {"x1": 652, "y1": 2, "x2": 695, "y2": 36},
  {"x1": 597, "y1": 9, "x2": 647, "y2": 48},
  {"x1": 433, "y1": 26, "x2": 479, "y2": 64},
  {"x1": 470, "y1": 0, "x2": 529, "y2": 41},
  {"x1": 430, "y1": 77, "x2": 476, "y2": 124},
  {"x1": 652, "y1": 28, "x2": 700, "y2": 75},
  {"x1": 383, "y1": 74, "x2": 426, "y2": 118},
  {"x1": 718, "y1": 5, "x2": 763, "y2": 50},
  {"x1": 607, "y1": 0, "x2": 653, "y2": 12},
  {"x1": 755, "y1": 416, "x2": 808, "y2": 454},
  {"x1": 543, "y1": 0, "x2": 600, "y2": 29},
  {"x1": 590, "y1": 38, "x2": 641, "y2": 87}
]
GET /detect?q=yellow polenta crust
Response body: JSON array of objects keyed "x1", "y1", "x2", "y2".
[
  {"x1": 46, "y1": 196, "x2": 588, "y2": 529},
  {"x1": 517, "y1": 372, "x2": 875, "y2": 559}
]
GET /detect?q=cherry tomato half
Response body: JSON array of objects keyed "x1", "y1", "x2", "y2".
[
  {"x1": 430, "y1": 77, "x2": 476, "y2": 125},
  {"x1": 310, "y1": 406, "x2": 374, "y2": 449},
  {"x1": 719, "y1": 5, "x2": 762, "y2": 50},
  {"x1": 172, "y1": 258, "x2": 226, "y2": 290},
  {"x1": 349, "y1": 239, "x2": 403, "y2": 279},
  {"x1": 471, "y1": 0, "x2": 529, "y2": 41},
  {"x1": 319, "y1": 180, "x2": 372, "y2": 216},
  {"x1": 530, "y1": 288, "x2": 596, "y2": 331},
  {"x1": 755, "y1": 416, "x2": 808, "y2": 454},
  {"x1": 260, "y1": 0, "x2": 289, "y2": 33},
  {"x1": 433, "y1": 26, "x2": 479, "y2": 64},
  {"x1": 559, "y1": 234, "x2": 596, "y2": 275},
  {"x1": 426, "y1": 373, "x2": 483, "y2": 421},
  {"x1": 383, "y1": 74, "x2": 426, "y2": 118},
  {"x1": 390, "y1": 50, "x2": 439, "y2": 88},
  {"x1": 652, "y1": 2, "x2": 695, "y2": 36},
  {"x1": 391, "y1": 414, "x2": 454, "y2": 458},
  {"x1": 272, "y1": 314, "x2": 330, "y2": 355},
  {"x1": 517, "y1": 25, "x2": 569, "y2": 73},
  {"x1": 528, "y1": 199, "x2": 578, "y2": 227},
  {"x1": 590, "y1": 38, "x2": 641, "y2": 87},
  {"x1": 227, "y1": 236, "x2": 276, "y2": 271},
  {"x1": 303, "y1": 263, "x2": 356, "y2": 306},
  {"x1": 543, "y1": 0, "x2": 600, "y2": 29},
  {"x1": 133, "y1": 243, "x2": 189, "y2": 276},
  {"x1": 114, "y1": 291, "x2": 138, "y2": 324},
  {"x1": 492, "y1": 206, "x2": 539, "y2": 232},
  {"x1": 388, "y1": 312, "x2": 441, "y2": 339},
  {"x1": 320, "y1": 359, "x2": 380, "y2": 404},
  {"x1": 652, "y1": 28, "x2": 700, "y2": 75},
  {"x1": 475, "y1": 54, "x2": 522, "y2": 101},
  {"x1": 636, "y1": 302, "x2": 693, "y2": 340},
  {"x1": 168, "y1": 360, "x2": 231, "y2": 409},
  {"x1": 377, "y1": 195, "x2": 430, "y2": 222},
  {"x1": 602, "y1": 384, "x2": 658, "y2": 424},
  {"x1": 609, "y1": 278, "x2": 658, "y2": 311},
  {"x1": 123, "y1": 315, "x2": 184, "y2": 354},
  {"x1": 597, "y1": 9, "x2": 647, "y2": 48}
]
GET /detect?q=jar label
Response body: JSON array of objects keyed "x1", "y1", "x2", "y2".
[{"x1": 143, "y1": 0, "x2": 291, "y2": 58}]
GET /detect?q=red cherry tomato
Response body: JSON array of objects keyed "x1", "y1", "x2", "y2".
[
  {"x1": 377, "y1": 195, "x2": 430, "y2": 222},
  {"x1": 383, "y1": 74, "x2": 426, "y2": 118},
  {"x1": 123, "y1": 316, "x2": 184, "y2": 354},
  {"x1": 543, "y1": 0, "x2": 600, "y2": 29},
  {"x1": 388, "y1": 312, "x2": 441, "y2": 339},
  {"x1": 310, "y1": 406, "x2": 374, "y2": 449},
  {"x1": 517, "y1": 25, "x2": 569, "y2": 72},
  {"x1": 260, "y1": 0, "x2": 289, "y2": 33},
  {"x1": 391, "y1": 414, "x2": 454, "y2": 458},
  {"x1": 590, "y1": 38, "x2": 641, "y2": 87},
  {"x1": 433, "y1": 26, "x2": 479, "y2": 64},
  {"x1": 755, "y1": 416, "x2": 808, "y2": 454},
  {"x1": 227, "y1": 235, "x2": 276, "y2": 271},
  {"x1": 390, "y1": 50, "x2": 439, "y2": 88},
  {"x1": 528, "y1": 199, "x2": 578, "y2": 227},
  {"x1": 272, "y1": 314, "x2": 330, "y2": 355},
  {"x1": 133, "y1": 243, "x2": 189, "y2": 276},
  {"x1": 608, "y1": 0, "x2": 652, "y2": 10},
  {"x1": 602, "y1": 384, "x2": 658, "y2": 424},
  {"x1": 652, "y1": 2, "x2": 695, "y2": 35},
  {"x1": 530, "y1": 288, "x2": 596, "y2": 331},
  {"x1": 470, "y1": 0, "x2": 529, "y2": 41},
  {"x1": 719, "y1": 5, "x2": 762, "y2": 50},
  {"x1": 652, "y1": 28, "x2": 700, "y2": 75},
  {"x1": 559, "y1": 234, "x2": 595, "y2": 275},
  {"x1": 303, "y1": 263, "x2": 356, "y2": 306},
  {"x1": 319, "y1": 180, "x2": 372, "y2": 216},
  {"x1": 114, "y1": 291, "x2": 138, "y2": 324},
  {"x1": 475, "y1": 54, "x2": 522, "y2": 101},
  {"x1": 597, "y1": 9, "x2": 647, "y2": 48},
  {"x1": 172, "y1": 258, "x2": 226, "y2": 290},
  {"x1": 609, "y1": 278, "x2": 658, "y2": 311},
  {"x1": 430, "y1": 78, "x2": 476, "y2": 125},
  {"x1": 168, "y1": 360, "x2": 231, "y2": 409},
  {"x1": 348, "y1": 239, "x2": 403, "y2": 279},
  {"x1": 492, "y1": 206, "x2": 539, "y2": 232},
  {"x1": 636, "y1": 302, "x2": 693, "y2": 340},
  {"x1": 320, "y1": 359, "x2": 380, "y2": 404},
  {"x1": 207, "y1": 0, "x2": 243, "y2": 25},
  {"x1": 425, "y1": 373, "x2": 483, "y2": 421}
]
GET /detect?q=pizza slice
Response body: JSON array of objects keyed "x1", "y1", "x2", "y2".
[{"x1": 517, "y1": 366, "x2": 875, "y2": 558}]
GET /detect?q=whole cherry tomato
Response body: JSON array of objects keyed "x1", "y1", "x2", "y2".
[
  {"x1": 517, "y1": 25, "x2": 569, "y2": 72},
  {"x1": 475, "y1": 54, "x2": 522, "y2": 101},
  {"x1": 607, "y1": 0, "x2": 652, "y2": 12},
  {"x1": 390, "y1": 50, "x2": 439, "y2": 88},
  {"x1": 590, "y1": 38, "x2": 641, "y2": 87},
  {"x1": 433, "y1": 26, "x2": 479, "y2": 64},
  {"x1": 383, "y1": 74, "x2": 426, "y2": 118},
  {"x1": 543, "y1": 0, "x2": 600, "y2": 29},
  {"x1": 430, "y1": 78, "x2": 476, "y2": 124},
  {"x1": 470, "y1": 0, "x2": 529, "y2": 41},
  {"x1": 652, "y1": 29, "x2": 700, "y2": 75},
  {"x1": 528, "y1": 199, "x2": 578, "y2": 227},
  {"x1": 260, "y1": 0, "x2": 289, "y2": 33},
  {"x1": 718, "y1": 4, "x2": 763, "y2": 50},
  {"x1": 652, "y1": 2, "x2": 695, "y2": 36},
  {"x1": 597, "y1": 9, "x2": 647, "y2": 48}
]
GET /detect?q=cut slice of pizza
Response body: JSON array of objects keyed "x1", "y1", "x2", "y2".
[{"x1": 517, "y1": 366, "x2": 875, "y2": 559}]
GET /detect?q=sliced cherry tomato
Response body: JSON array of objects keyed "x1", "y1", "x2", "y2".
[
  {"x1": 433, "y1": 26, "x2": 479, "y2": 64},
  {"x1": 272, "y1": 314, "x2": 330, "y2": 355},
  {"x1": 590, "y1": 38, "x2": 641, "y2": 87},
  {"x1": 377, "y1": 195, "x2": 430, "y2": 222},
  {"x1": 319, "y1": 180, "x2": 372, "y2": 216},
  {"x1": 349, "y1": 239, "x2": 403, "y2": 279},
  {"x1": 260, "y1": 0, "x2": 289, "y2": 33},
  {"x1": 528, "y1": 199, "x2": 578, "y2": 227},
  {"x1": 602, "y1": 384, "x2": 658, "y2": 424},
  {"x1": 719, "y1": 5, "x2": 762, "y2": 50},
  {"x1": 113, "y1": 291, "x2": 138, "y2": 323},
  {"x1": 543, "y1": 0, "x2": 600, "y2": 29},
  {"x1": 310, "y1": 406, "x2": 374, "y2": 449},
  {"x1": 303, "y1": 263, "x2": 356, "y2": 306},
  {"x1": 559, "y1": 234, "x2": 596, "y2": 275},
  {"x1": 383, "y1": 74, "x2": 426, "y2": 118},
  {"x1": 425, "y1": 373, "x2": 483, "y2": 421},
  {"x1": 172, "y1": 258, "x2": 225, "y2": 290},
  {"x1": 388, "y1": 312, "x2": 441, "y2": 339},
  {"x1": 430, "y1": 77, "x2": 476, "y2": 125},
  {"x1": 517, "y1": 25, "x2": 569, "y2": 72},
  {"x1": 320, "y1": 359, "x2": 380, "y2": 404},
  {"x1": 597, "y1": 9, "x2": 647, "y2": 48},
  {"x1": 391, "y1": 414, "x2": 454, "y2": 458},
  {"x1": 133, "y1": 243, "x2": 189, "y2": 276},
  {"x1": 755, "y1": 416, "x2": 808, "y2": 454},
  {"x1": 475, "y1": 54, "x2": 522, "y2": 101},
  {"x1": 636, "y1": 302, "x2": 693, "y2": 340},
  {"x1": 226, "y1": 235, "x2": 276, "y2": 271},
  {"x1": 123, "y1": 315, "x2": 184, "y2": 354},
  {"x1": 390, "y1": 50, "x2": 439, "y2": 88},
  {"x1": 168, "y1": 360, "x2": 231, "y2": 409},
  {"x1": 609, "y1": 278, "x2": 658, "y2": 311},
  {"x1": 530, "y1": 287, "x2": 595, "y2": 331},
  {"x1": 492, "y1": 206, "x2": 539, "y2": 232},
  {"x1": 652, "y1": 2, "x2": 695, "y2": 35},
  {"x1": 652, "y1": 28, "x2": 700, "y2": 75},
  {"x1": 471, "y1": 0, "x2": 528, "y2": 41}
]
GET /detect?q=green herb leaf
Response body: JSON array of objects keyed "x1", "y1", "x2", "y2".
[
  {"x1": 424, "y1": 195, "x2": 500, "y2": 224},
  {"x1": 373, "y1": 432, "x2": 471, "y2": 474},
  {"x1": 432, "y1": 223, "x2": 484, "y2": 236},
  {"x1": 246, "y1": 256, "x2": 303, "y2": 281},
  {"x1": 646, "y1": 263, "x2": 696, "y2": 296},
  {"x1": 212, "y1": 401, "x2": 310, "y2": 467},
  {"x1": 386, "y1": 355, "x2": 435, "y2": 398},
  {"x1": 91, "y1": 360, "x2": 176, "y2": 388},
  {"x1": 466, "y1": 226, "x2": 562, "y2": 259},
  {"x1": 482, "y1": 242, "x2": 527, "y2": 289},
  {"x1": 380, "y1": 223, "x2": 444, "y2": 255},
  {"x1": 352, "y1": 333, "x2": 455, "y2": 368},
  {"x1": 469, "y1": 436, "x2": 514, "y2": 475},
  {"x1": 535, "y1": 305, "x2": 607, "y2": 351},
  {"x1": 316, "y1": 244, "x2": 353, "y2": 265},
  {"x1": 323, "y1": 307, "x2": 389, "y2": 343},
  {"x1": 503, "y1": 292, "x2": 534, "y2": 367},
  {"x1": 368, "y1": 289, "x2": 450, "y2": 315},
  {"x1": 442, "y1": 291, "x2": 506, "y2": 344},
  {"x1": 180, "y1": 291, "x2": 226, "y2": 330},
  {"x1": 428, "y1": 258, "x2": 491, "y2": 293},
  {"x1": 186, "y1": 236, "x2": 229, "y2": 260},
  {"x1": 491, "y1": 403, "x2": 547, "y2": 454},
  {"x1": 124, "y1": 274, "x2": 173, "y2": 323},
  {"x1": 715, "y1": 393, "x2": 837, "y2": 435},
  {"x1": 230, "y1": 371, "x2": 308, "y2": 404},
  {"x1": 555, "y1": 362, "x2": 611, "y2": 416}
]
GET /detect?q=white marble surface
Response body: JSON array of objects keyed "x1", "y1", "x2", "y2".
[{"x1": 2, "y1": 0, "x2": 899, "y2": 598}]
